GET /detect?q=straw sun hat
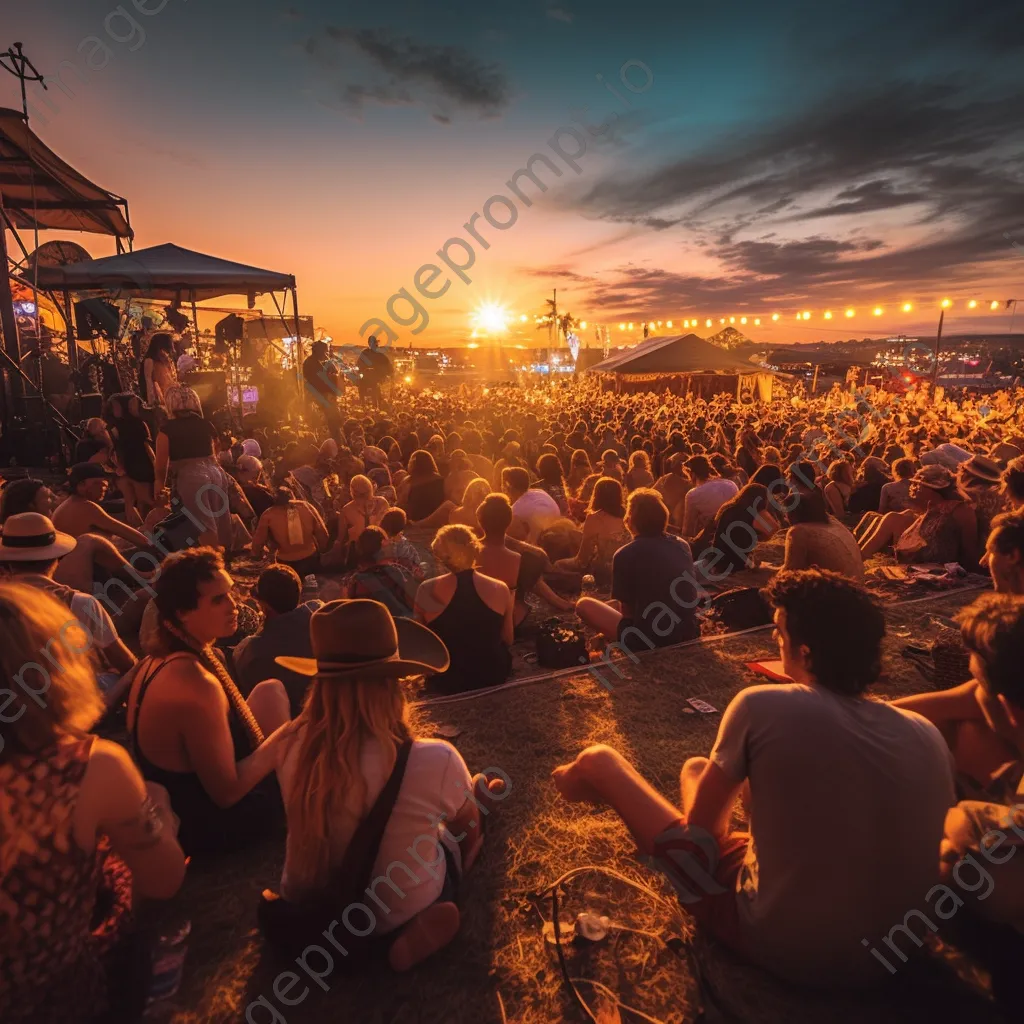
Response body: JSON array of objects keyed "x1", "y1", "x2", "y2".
[
  {"x1": 0, "y1": 513, "x2": 77, "y2": 561},
  {"x1": 276, "y1": 599, "x2": 449, "y2": 681}
]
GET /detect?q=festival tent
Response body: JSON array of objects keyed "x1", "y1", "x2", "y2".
[
  {"x1": 30, "y1": 242, "x2": 295, "y2": 301},
  {"x1": 585, "y1": 333, "x2": 776, "y2": 400}
]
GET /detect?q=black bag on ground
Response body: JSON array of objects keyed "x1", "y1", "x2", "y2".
[
  {"x1": 257, "y1": 738, "x2": 413, "y2": 962},
  {"x1": 535, "y1": 617, "x2": 588, "y2": 669},
  {"x1": 710, "y1": 587, "x2": 773, "y2": 632}
]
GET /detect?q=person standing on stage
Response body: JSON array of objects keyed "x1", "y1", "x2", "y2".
[
  {"x1": 301, "y1": 340, "x2": 343, "y2": 440},
  {"x1": 355, "y1": 335, "x2": 393, "y2": 409},
  {"x1": 140, "y1": 333, "x2": 177, "y2": 427}
]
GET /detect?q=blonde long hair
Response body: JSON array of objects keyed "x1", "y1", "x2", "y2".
[{"x1": 286, "y1": 674, "x2": 412, "y2": 889}]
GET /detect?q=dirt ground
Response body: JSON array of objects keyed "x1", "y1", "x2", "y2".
[{"x1": 155, "y1": 586, "x2": 1011, "y2": 1024}]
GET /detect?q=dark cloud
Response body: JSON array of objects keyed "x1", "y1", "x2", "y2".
[
  {"x1": 571, "y1": 76, "x2": 1024, "y2": 302},
  {"x1": 306, "y1": 26, "x2": 511, "y2": 117}
]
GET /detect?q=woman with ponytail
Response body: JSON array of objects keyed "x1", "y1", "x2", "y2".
[{"x1": 126, "y1": 548, "x2": 294, "y2": 856}]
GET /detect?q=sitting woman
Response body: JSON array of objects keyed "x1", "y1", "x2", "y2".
[
  {"x1": 447, "y1": 477, "x2": 491, "y2": 530},
  {"x1": 339, "y1": 526, "x2": 418, "y2": 618},
  {"x1": 0, "y1": 477, "x2": 141, "y2": 593},
  {"x1": 415, "y1": 524, "x2": 513, "y2": 694},
  {"x1": 338, "y1": 473, "x2": 390, "y2": 547},
  {"x1": 399, "y1": 450, "x2": 452, "y2": 527},
  {"x1": 553, "y1": 476, "x2": 631, "y2": 580},
  {"x1": 0, "y1": 583, "x2": 186, "y2": 1024},
  {"x1": 823, "y1": 458, "x2": 854, "y2": 519},
  {"x1": 251, "y1": 486, "x2": 330, "y2": 580},
  {"x1": 692, "y1": 482, "x2": 779, "y2": 571},
  {"x1": 126, "y1": 549, "x2": 293, "y2": 856},
  {"x1": 534, "y1": 452, "x2": 570, "y2": 515},
  {"x1": 847, "y1": 456, "x2": 890, "y2": 519},
  {"x1": 861, "y1": 465, "x2": 979, "y2": 568},
  {"x1": 625, "y1": 450, "x2": 655, "y2": 491},
  {"x1": 566, "y1": 448, "x2": 593, "y2": 494},
  {"x1": 268, "y1": 599, "x2": 506, "y2": 971},
  {"x1": 782, "y1": 486, "x2": 864, "y2": 579}
]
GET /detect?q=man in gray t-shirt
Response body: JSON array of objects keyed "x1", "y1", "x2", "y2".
[{"x1": 553, "y1": 569, "x2": 954, "y2": 988}]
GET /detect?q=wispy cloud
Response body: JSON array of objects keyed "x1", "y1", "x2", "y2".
[
  {"x1": 303, "y1": 27, "x2": 512, "y2": 119},
  {"x1": 546, "y1": 7, "x2": 574, "y2": 23}
]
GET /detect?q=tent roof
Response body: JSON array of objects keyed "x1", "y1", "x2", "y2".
[
  {"x1": 587, "y1": 333, "x2": 768, "y2": 375},
  {"x1": 0, "y1": 108, "x2": 132, "y2": 238},
  {"x1": 30, "y1": 242, "x2": 296, "y2": 301}
]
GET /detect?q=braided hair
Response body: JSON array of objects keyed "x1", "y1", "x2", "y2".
[{"x1": 153, "y1": 548, "x2": 263, "y2": 750}]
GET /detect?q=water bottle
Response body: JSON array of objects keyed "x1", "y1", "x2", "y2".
[
  {"x1": 581, "y1": 574, "x2": 596, "y2": 598},
  {"x1": 145, "y1": 918, "x2": 191, "y2": 1010},
  {"x1": 303, "y1": 573, "x2": 319, "y2": 603}
]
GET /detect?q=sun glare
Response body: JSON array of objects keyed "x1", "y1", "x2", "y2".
[{"x1": 472, "y1": 302, "x2": 510, "y2": 333}]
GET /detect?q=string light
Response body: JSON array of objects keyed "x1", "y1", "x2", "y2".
[
  {"x1": 846, "y1": 309, "x2": 855, "y2": 317},
  {"x1": 705, "y1": 318, "x2": 712, "y2": 327},
  {"x1": 627, "y1": 322, "x2": 634, "y2": 330},
  {"x1": 873, "y1": 307, "x2": 883, "y2": 316},
  {"x1": 754, "y1": 318, "x2": 761, "y2": 326},
  {"x1": 941, "y1": 298, "x2": 952, "y2": 308},
  {"x1": 968, "y1": 300, "x2": 977, "y2": 309},
  {"x1": 619, "y1": 323, "x2": 625, "y2": 330},
  {"x1": 666, "y1": 320, "x2": 673, "y2": 328},
  {"x1": 802, "y1": 311, "x2": 811, "y2": 320},
  {"x1": 824, "y1": 311, "x2": 833, "y2": 320},
  {"x1": 771, "y1": 313, "x2": 780, "y2": 321},
  {"x1": 740, "y1": 316, "x2": 747, "y2": 324},
  {"x1": 902, "y1": 302, "x2": 912, "y2": 312},
  {"x1": 729, "y1": 316, "x2": 735, "y2": 324},
  {"x1": 991, "y1": 301, "x2": 1000, "y2": 310},
  {"x1": 719, "y1": 318, "x2": 725, "y2": 324}
]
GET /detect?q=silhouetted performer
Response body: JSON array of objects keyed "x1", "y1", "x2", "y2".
[
  {"x1": 302, "y1": 340, "x2": 343, "y2": 439},
  {"x1": 355, "y1": 335, "x2": 393, "y2": 408}
]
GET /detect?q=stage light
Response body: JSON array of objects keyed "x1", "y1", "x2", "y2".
[
  {"x1": 968, "y1": 300, "x2": 978, "y2": 309},
  {"x1": 873, "y1": 307, "x2": 883, "y2": 316},
  {"x1": 403, "y1": 374, "x2": 413, "y2": 384},
  {"x1": 941, "y1": 298, "x2": 952, "y2": 308},
  {"x1": 740, "y1": 317, "x2": 747, "y2": 324},
  {"x1": 991, "y1": 301, "x2": 1000, "y2": 310},
  {"x1": 845, "y1": 308, "x2": 855, "y2": 317},
  {"x1": 902, "y1": 302, "x2": 912, "y2": 312},
  {"x1": 824, "y1": 311, "x2": 833, "y2": 320},
  {"x1": 771, "y1": 313, "x2": 780, "y2": 321}
]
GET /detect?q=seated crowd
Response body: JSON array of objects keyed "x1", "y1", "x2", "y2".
[{"x1": 3, "y1": 374, "x2": 1024, "y2": 1020}]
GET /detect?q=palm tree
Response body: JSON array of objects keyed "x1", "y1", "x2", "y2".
[{"x1": 535, "y1": 298, "x2": 580, "y2": 347}]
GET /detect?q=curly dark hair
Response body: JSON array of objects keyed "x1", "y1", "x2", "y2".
[{"x1": 762, "y1": 569, "x2": 885, "y2": 695}]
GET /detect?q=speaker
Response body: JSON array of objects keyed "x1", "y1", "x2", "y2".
[
  {"x1": 215, "y1": 314, "x2": 244, "y2": 354},
  {"x1": 74, "y1": 299, "x2": 120, "y2": 340},
  {"x1": 190, "y1": 370, "x2": 228, "y2": 414}
]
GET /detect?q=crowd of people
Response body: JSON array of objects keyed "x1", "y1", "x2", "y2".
[{"x1": 3, "y1": 369, "x2": 1024, "y2": 1021}]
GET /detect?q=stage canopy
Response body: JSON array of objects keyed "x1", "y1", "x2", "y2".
[
  {"x1": 30, "y1": 242, "x2": 296, "y2": 301},
  {"x1": 0, "y1": 107, "x2": 132, "y2": 238},
  {"x1": 586, "y1": 333, "x2": 766, "y2": 375}
]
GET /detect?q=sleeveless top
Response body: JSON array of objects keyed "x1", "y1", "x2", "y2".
[
  {"x1": 128, "y1": 653, "x2": 259, "y2": 856},
  {"x1": 427, "y1": 570, "x2": 511, "y2": 695},
  {"x1": 0, "y1": 736, "x2": 106, "y2": 1023},
  {"x1": 896, "y1": 500, "x2": 966, "y2": 565}
]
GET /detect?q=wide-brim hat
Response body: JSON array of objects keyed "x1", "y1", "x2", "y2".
[
  {"x1": 960, "y1": 454, "x2": 1003, "y2": 484},
  {"x1": 276, "y1": 598, "x2": 449, "y2": 680},
  {"x1": 911, "y1": 465, "x2": 954, "y2": 490},
  {"x1": 0, "y1": 513, "x2": 77, "y2": 561}
]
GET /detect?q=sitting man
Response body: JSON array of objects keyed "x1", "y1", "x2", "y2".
[
  {"x1": 981, "y1": 509, "x2": 1024, "y2": 596},
  {"x1": 233, "y1": 564, "x2": 323, "y2": 716},
  {"x1": 575, "y1": 488, "x2": 699, "y2": 649},
  {"x1": 502, "y1": 466, "x2": 559, "y2": 544},
  {"x1": 939, "y1": 595, "x2": 1024, "y2": 997},
  {"x1": 554, "y1": 570, "x2": 954, "y2": 987},
  {"x1": 0, "y1": 513, "x2": 136, "y2": 701},
  {"x1": 53, "y1": 462, "x2": 152, "y2": 549}
]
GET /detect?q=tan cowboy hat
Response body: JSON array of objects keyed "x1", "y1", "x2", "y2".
[
  {"x1": 910, "y1": 465, "x2": 954, "y2": 491},
  {"x1": 0, "y1": 513, "x2": 77, "y2": 561},
  {"x1": 960, "y1": 454, "x2": 1003, "y2": 485},
  {"x1": 276, "y1": 599, "x2": 449, "y2": 680}
]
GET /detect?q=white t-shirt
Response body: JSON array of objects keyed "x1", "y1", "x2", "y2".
[
  {"x1": 279, "y1": 735, "x2": 474, "y2": 934},
  {"x1": 684, "y1": 477, "x2": 738, "y2": 533},
  {"x1": 710, "y1": 683, "x2": 954, "y2": 986},
  {"x1": 512, "y1": 488, "x2": 561, "y2": 542}
]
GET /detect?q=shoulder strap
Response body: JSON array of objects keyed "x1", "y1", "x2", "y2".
[
  {"x1": 127, "y1": 654, "x2": 191, "y2": 748},
  {"x1": 325, "y1": 739, "x2": 414, "y2": 908}
]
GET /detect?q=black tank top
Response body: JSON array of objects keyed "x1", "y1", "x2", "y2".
[
  {"x1": 128, "y1": 653, "x2": 269, "y2": 856},
  {"x1": 427, "y1": 570, "x2": 511, "y2": 695}
]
